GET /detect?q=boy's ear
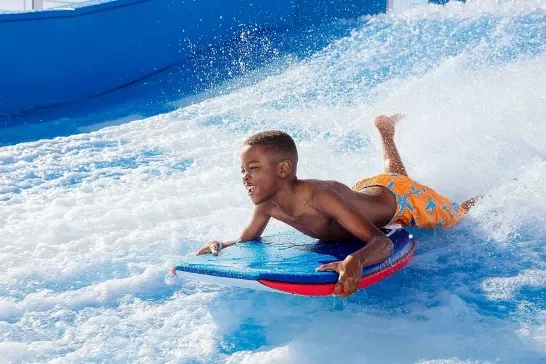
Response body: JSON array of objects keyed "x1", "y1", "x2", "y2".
[{"x1": 278, "y1": 160, "x2": 291, "y2": 178}]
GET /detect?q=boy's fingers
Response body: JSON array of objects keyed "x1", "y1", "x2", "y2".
[
  {"x1": 316, "y1": 262, "x2": 339, "y2": 272},
  {"x1": 196, "y1": 247, "x2": 208, "y2": 256},
  {"x1": 333, "y1": 280, "x2": 344, "y2": 296},
  {"x1": 340, "y1": 284, "x2": 355, "y2": 298}
]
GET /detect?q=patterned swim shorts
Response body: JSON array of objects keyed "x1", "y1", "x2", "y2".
[{"x1": 353, "y1": 173, "x2": 467, "y2": 229}]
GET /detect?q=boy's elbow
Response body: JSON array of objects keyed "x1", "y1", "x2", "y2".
[{"x1": 240, "y1": 233, "x2": 260, "y2": 242}]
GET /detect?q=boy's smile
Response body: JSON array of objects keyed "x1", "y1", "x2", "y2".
[{"x1": 240, "y1": 145, "x2": 282, "y2": 205}]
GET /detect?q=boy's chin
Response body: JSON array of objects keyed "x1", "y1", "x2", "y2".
[
  {"x1": 249, "y1": 194, "x2": 268, "y2": 205},
  {"x1": 249, "y1": 196, "x2": 263, "y2": 205}
]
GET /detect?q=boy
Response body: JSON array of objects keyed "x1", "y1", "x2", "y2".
[{"x1": 196, "y1": 114, "x2": 478, "y2": 298}]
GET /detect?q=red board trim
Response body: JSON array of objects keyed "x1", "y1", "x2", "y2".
[{"x1": 258, "y1": 242, "x2": 416, "y2": 296}]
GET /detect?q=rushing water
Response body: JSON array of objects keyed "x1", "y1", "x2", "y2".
[{"x1": 1, "y1": 0, "x2": 546, "y2": 362}]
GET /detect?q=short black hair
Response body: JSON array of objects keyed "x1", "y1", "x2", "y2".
[{"x1": 243, "y1": 130, "x2": 298, "y2": 162}]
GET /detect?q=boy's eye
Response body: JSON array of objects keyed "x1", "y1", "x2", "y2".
[{"x1": 241, "y1": 166, "x2": 258, "y2": 174}]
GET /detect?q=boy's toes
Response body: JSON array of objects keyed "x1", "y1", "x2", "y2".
[
  {"x1": 391, "y1": 113, "x2": 406, "y2": 122},
  {"x1": 374, "y1": 113, "x2": 406, "y2": 128}
]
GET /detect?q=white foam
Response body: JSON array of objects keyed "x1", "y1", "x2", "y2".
[
  {"x1": 1, "y1": 1, "x2": 546, "y2": 362},
  {"x1": 483, "y1": 270, "x2": 546, "y2": 300}
]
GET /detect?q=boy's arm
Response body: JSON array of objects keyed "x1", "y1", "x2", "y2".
[
  {"x1": 313, "y1": 188, "x2": 394, "y2": 297},
  {"x1": 217, "y1": 204, "x2": 271, "y2": 248},
  {"x1": 196, "y1": 203, "x2": 270, "y2": 256}
]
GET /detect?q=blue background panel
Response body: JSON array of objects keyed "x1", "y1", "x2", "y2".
[{"x1": 0, "y1": 0, "x2": 385, "y2": 117}]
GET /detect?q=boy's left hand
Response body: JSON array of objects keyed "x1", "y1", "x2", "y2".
[{"x1": 316, "y1": 255, "x2": 362, "y2": 298}]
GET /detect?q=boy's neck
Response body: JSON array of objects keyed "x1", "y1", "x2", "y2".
[{"x1": 270, "y1": 178, "x2": 304, "y2": 214}]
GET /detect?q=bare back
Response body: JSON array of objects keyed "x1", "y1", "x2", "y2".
[{"x1": 263, "y1": 179, "x2": 397, "y2": 241}]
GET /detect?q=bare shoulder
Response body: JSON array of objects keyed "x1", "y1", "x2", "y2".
[
  {"x1": 307, "y1": 179, "x2": 351, "y2": 195},
  {"x1": 304, "y1": 179, "x2": 352, "y2": 205}
]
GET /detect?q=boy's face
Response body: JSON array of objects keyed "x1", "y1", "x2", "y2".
[{"x1": 240, "y1": 145, "x2": 284, "y2": 205}]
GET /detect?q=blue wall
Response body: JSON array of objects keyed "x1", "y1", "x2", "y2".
[{"x1": 0, "y1": 0, "x2": 385, "y2": 117}]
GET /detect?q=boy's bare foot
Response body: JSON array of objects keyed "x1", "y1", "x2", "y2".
[
  {"x1": 461, "y1": 195, "x2": 482, "y2": 211},
  {"x1": 373, "y1": 113, "x2": 406, "y2": 139}
]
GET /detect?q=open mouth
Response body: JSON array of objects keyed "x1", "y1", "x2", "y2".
[{"x1": 246, "y1": 185, "x2": 256, "y2": 195}]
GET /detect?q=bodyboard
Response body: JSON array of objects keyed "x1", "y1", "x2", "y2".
[{"x1": 173, "y1": 228, "x2": 415, "y2": 296}]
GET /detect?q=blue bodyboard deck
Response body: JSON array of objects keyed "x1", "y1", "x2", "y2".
[{"x1": 174, "y1": 228, "x2": 415, "y2": 296}]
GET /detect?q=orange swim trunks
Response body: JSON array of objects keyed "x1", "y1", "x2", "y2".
[{"x1": 353, "y1": 173, "x2": 467, "y2": 229}]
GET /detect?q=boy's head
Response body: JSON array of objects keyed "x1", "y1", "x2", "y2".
[{"x1": 240, "y1": 130, "x2": 298, "y2": 204}]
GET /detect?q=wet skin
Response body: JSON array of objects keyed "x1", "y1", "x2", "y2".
[{"x1": 241, "y1": 144, "x2": 397, "y2": 242}]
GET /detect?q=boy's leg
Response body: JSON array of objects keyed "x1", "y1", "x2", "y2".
[
  {"x1": 374, "y1": 114, "x2": 408, "y2": 176},
  {"x1": 372, "y1": 114, "x2": 481, "y2": 224},
  {"x1": 460, "y1": 196, "x2": 482, "y2": 211}
]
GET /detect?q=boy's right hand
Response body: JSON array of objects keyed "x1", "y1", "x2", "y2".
[{"x1": 196, "y1": 241, "x2": 223, "y2": 256}]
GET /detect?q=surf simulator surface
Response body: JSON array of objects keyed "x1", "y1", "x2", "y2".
[{"x1": 2, "y1": 0, "x2": 546, "y2": 361}]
